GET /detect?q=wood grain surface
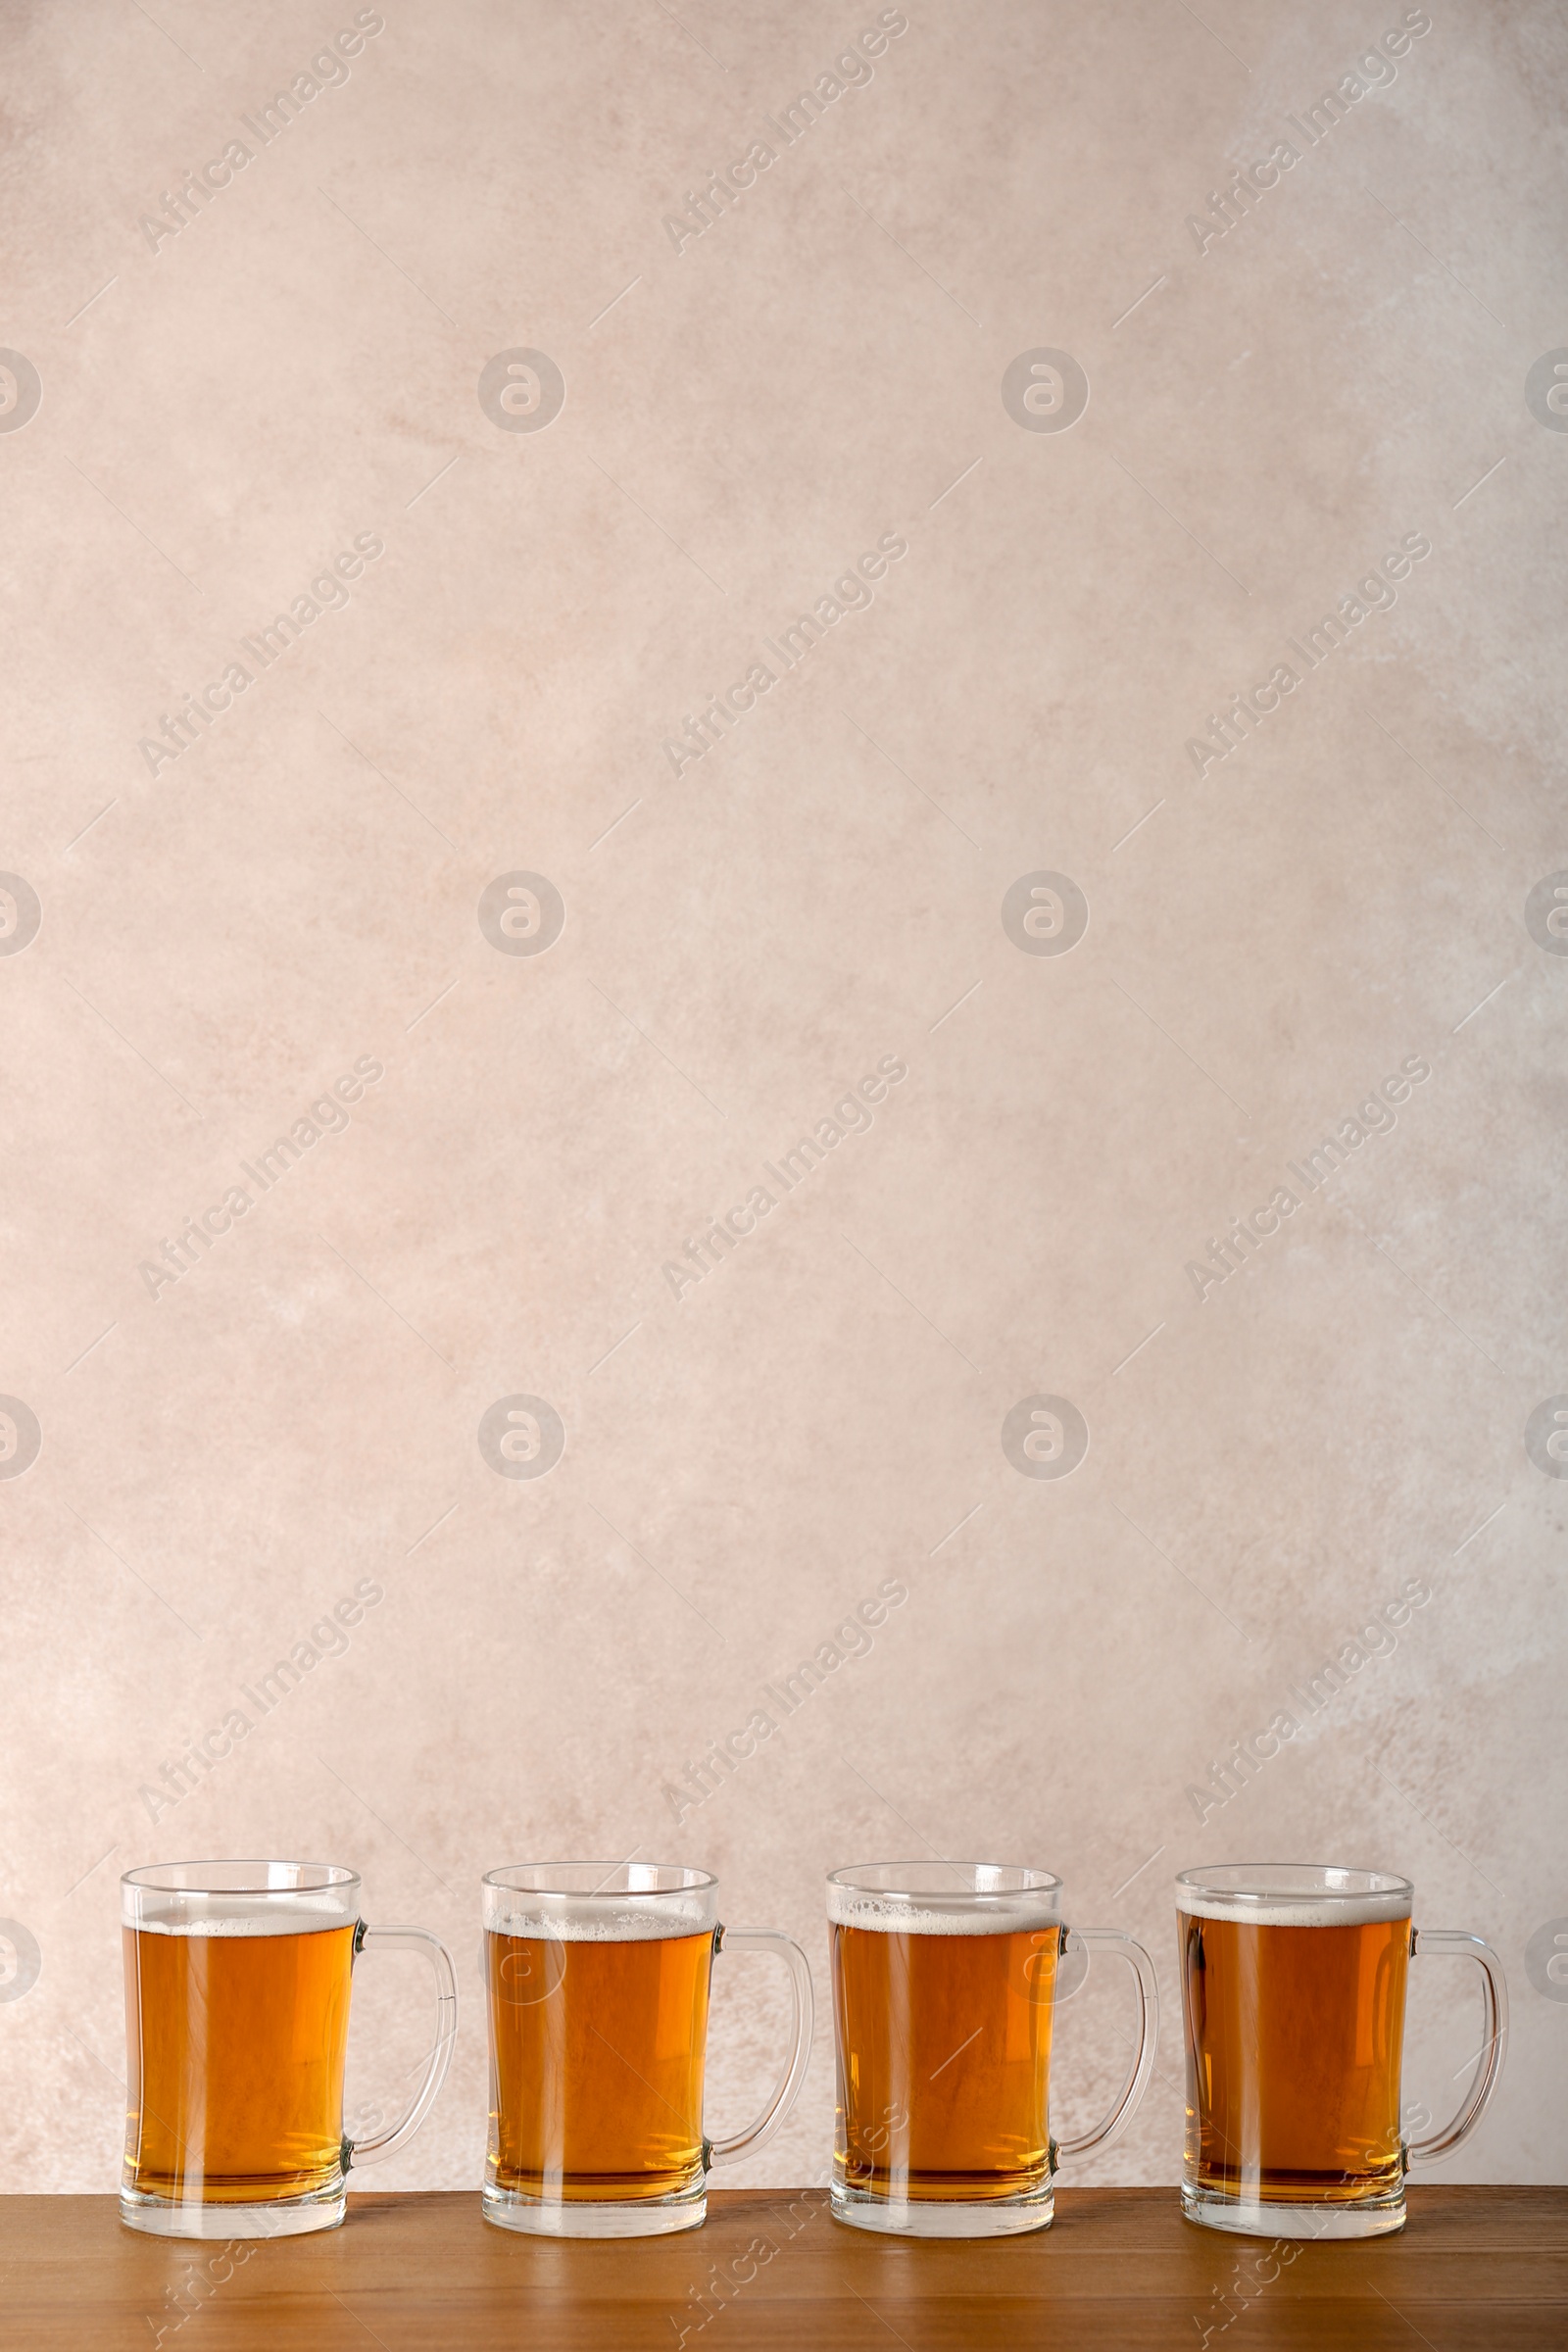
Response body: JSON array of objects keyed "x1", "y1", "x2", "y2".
[{"x1": 1, "y1": 2187, "x2": 1562, "y2": 2350}]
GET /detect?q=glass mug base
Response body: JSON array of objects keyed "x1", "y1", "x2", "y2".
[
  {"x1": 120, "y1": 2181, "x2": 347, "y2": 2239},
  {"x1": 830, "y1": 2180, "x2": 1054, "y2": 2237},
  {"x1": 482, "y1": 2182, "x2": 707, "y2": 2238},
  {"x1": 1181, "y1": 2183, "x2": 1405, "y2": 2240}
]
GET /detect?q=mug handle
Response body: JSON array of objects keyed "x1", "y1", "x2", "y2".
[
  {"x1": 1054, "y1": 1927, "x2": 1159, "y2": 2160},
  {"x1": 705, "y1": 1925, "x2": 815, "y2": 2165},
  {"x1": 1406, "y1": 1927, "x2": 1509, "y2": 2164},
  {"x1": 344, "y1": 1923, "x2": 459, "y2": 2170}
]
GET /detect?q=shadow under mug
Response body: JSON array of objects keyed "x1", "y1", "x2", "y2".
[
  {"x1": 827, "y1": 1862, "x2": 1159, "y2": 2236},
  {"x1": 1177, "y1": 1864, "x2": 1509, "y2": 2238},
  {"x1": 121, "y1": 1861, "x2": 457, "y2": 2238},
  {"x1": 481, "y1": 1862, "x2": 814, "y2": 2237}
]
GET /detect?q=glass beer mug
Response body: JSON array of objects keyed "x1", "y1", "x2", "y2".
[
  {"x1": 121, "y1": 1861, "x2": 457, "y2": 2236},
  {"x1": 827, "y1": 1862, "x2": 1158, "y2": 2234},
  {"x1": 1177, "y1": 1864, "x2": 1508, "y2": 2236},
  {"x1": 482, "y1": 1862, "x2": 814, "y2": 2236}
]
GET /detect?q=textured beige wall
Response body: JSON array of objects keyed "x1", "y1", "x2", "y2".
[{"x1": 0, "y1": 0, "x2": 1564, "y2": 2198}]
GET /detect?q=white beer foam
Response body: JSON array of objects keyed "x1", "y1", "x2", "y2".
[
  {"x1": 1175, "y1": 1887, "x2": 1411, "y2": 1927},
  {"x1": 485, "y1": 1909, "x2": 710, "y2": 1943},
  {"x1": 128, "y1": 1895, "x2": 352, "y2": 1936},
  {"x1": 827, "y1": 1887, "x2": 1058, "y2": 1936}
]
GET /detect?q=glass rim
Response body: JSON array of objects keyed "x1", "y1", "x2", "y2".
[
  {"x1": 482, "y1": 1861, "x2": 717, "y2": 1898},
  {"x1": 826, "y1": 1861, "x2": 1063, "y2": 1904},
  {"x1": 122, "y1": 1860, "x2": 359, "y2": 1896},
  {"x1": 1175, "y1": 1863, "x2": 1413, "y2": 1908}
]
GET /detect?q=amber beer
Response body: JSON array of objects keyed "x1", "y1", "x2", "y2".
[
  {"x1": 826, "y1": 1863, "x2": 1157, "y2": 2237},
  {"x1": 1178, "y1": 1866, "x2": 1417, "y2": 2235},
  {"x1": 123, "y1": 1919, "x2": 355, "y2": 2206},
  {"x1": 481, "y1": 1863, "x2": 813, "y2": 2237},
  {"x1": 831, "y1": 1917, "x2": 1055, "y2": 2204},
  {"x1": 121, "y1": 1860, "x2": 457, "y2": 2238},
  {"x1": 486, "y1": 1927, "x2": 712, "y2": 2203}
]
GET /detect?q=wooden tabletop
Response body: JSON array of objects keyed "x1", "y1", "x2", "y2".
[{"x1": 1, "y1": 2187, "x2": 1562, "y2": 2350}]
